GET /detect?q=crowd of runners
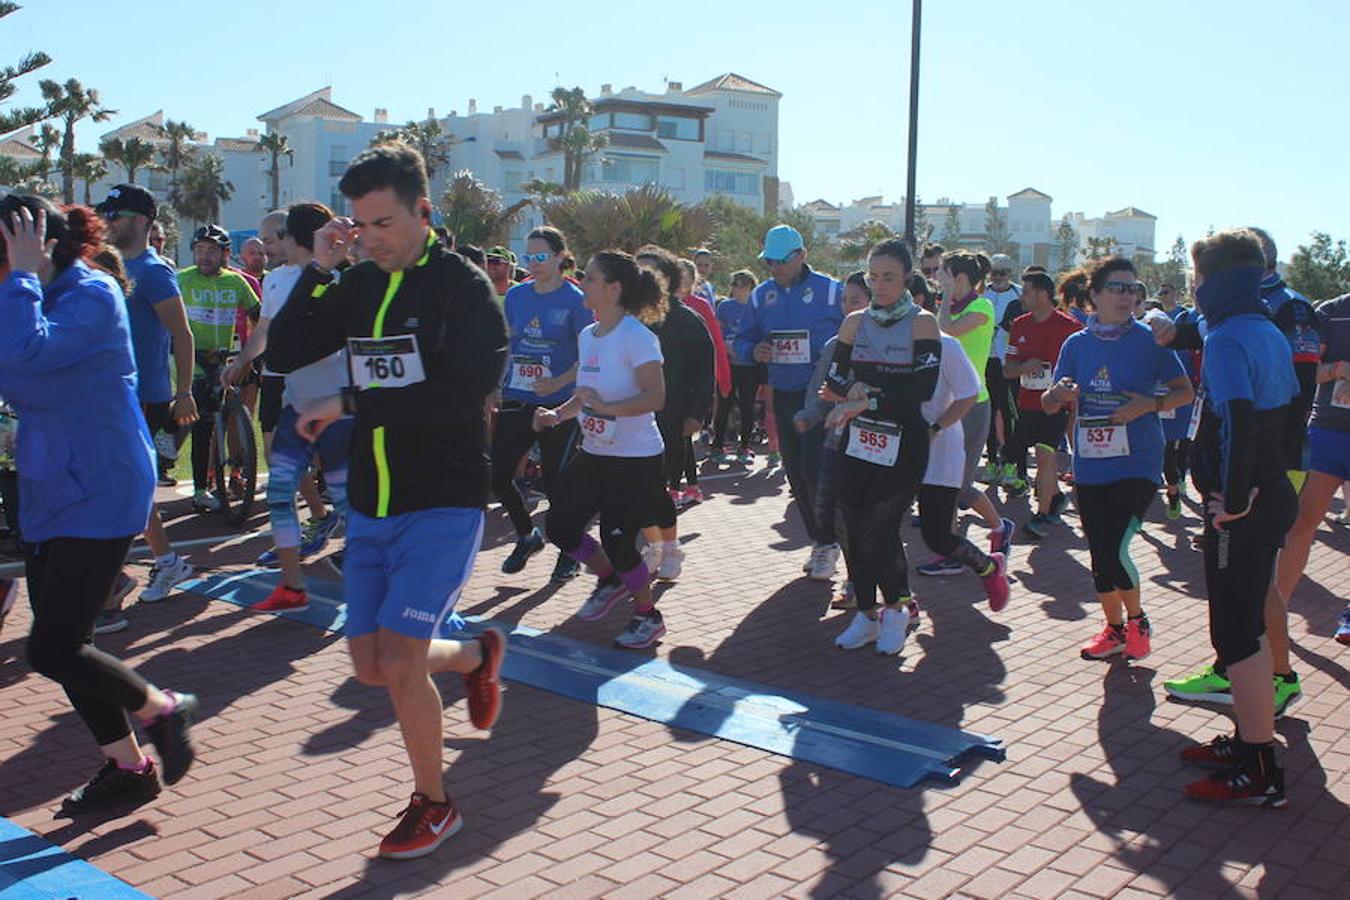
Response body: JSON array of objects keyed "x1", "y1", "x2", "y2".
[{"x1": 0, "y1": 140, "x2": 1347, "y2": 860}]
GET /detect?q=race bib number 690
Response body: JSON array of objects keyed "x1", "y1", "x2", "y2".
[{"x1": 348, "y1": 334, "x2": 426, "y2": 389}]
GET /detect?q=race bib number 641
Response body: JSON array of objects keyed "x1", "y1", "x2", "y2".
[{"x1": 348, "y1": 334, "x2": 426, "y2": 389}]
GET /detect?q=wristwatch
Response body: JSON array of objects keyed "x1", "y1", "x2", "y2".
[
  {"x1": 173, "y1": 391, "x2": 191, "y2": 401},
  {"x1": 929, "y1": 421, "x2": 942, "y2": 435},
  {"x1": 1154, "y1": 396, "x2": 1164, "y2": 412}
]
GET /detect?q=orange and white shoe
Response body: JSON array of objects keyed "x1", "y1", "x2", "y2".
[
  {"x1": 378, "y1": 792, "x2": 463, "y2": 859},
  {"x1": 463, "y1": 628, "x2": 506, "y2": 730},
  {"x1": 253, "y1": 583, "x2": 308, "y2": 613}
]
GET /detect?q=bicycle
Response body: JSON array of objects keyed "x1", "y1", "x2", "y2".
[{"x1": 206, "y1": 383, "x2": 258, "y2": 527}]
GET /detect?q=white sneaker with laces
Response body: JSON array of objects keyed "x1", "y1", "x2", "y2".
[
  {"x1": 801, "y1": 544, "x2": 821, "y2": 574},
  {"x1": 835, "y1": 612, "x2": 880, "y2": 650},
  {"x1": 875, "y1": 605, "x2": 912, "y2": 656},
  {"x1": 808, "y1": 543, "x2": 840, "y2": 581},
  {"x1": 141, "y1": 556, "x2": 194, "y2": 603},
  {"x1": 656, "y1": 544, "x2": 684, "y2": 581}
]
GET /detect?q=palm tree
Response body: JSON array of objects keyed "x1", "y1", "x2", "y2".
[
  {"x1": 547, "y1": 86, "x2": 607, "y2": 192},
  {"x1": 371, "y1": 119, "x2": 457, "y2": 181},
  {"x1": 0, "y1": 155, "x2": 43, "y2": 189},
  {"x1": 38, "y1": 77, "x2": 116, "y2": 203},
  {"x1": 256, "y1": 131, "x2": 293, "y2": 209},
  {"x1": 177, "y1": 154, "x2": 232, "y2": 225},
  {"x1": 71, "y1": 152, "x2": 107, "y2": 205},
  {"x1": 537, "y1": 185, "x2": 712, "y2": 263},
  {"x1": 839, "y1": 220, "x2": 898, "y2": 263},
  {"x1": 157, "y1": 119, "x2": 197, "y2": 207},
  {"x1": 0, "y1": 2, "x2": 52, "y2": 134},
  {"x1": 438, "y1": 170, "x2": 531, "y2": 247},
  {"x1": 100, "y1": 136, "x2": 157, "y2": 183}
]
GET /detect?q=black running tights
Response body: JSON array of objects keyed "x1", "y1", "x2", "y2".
[{"x1": 25, "y1": 535, "x2": 149, "y2": 746}]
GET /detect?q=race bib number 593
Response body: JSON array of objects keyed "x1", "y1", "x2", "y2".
[{"x1": 348, "y1": 334, "x2": 426, "y2": 389}]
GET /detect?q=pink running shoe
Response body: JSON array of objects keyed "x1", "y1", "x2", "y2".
[
  {"x1": 1124, "y1": 615, "x2": 1152, "y2": 660},
  {"x1": 980, "y1": 552, "x2": 1010, "y2": 612},
  {"x1": 1081, "y1": 623, "x2": 1125, "y2": 660}
]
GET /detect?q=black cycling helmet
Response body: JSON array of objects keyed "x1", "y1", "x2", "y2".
[{"x1": 191, "y1": 223, "x2": 231, "y2": 249}]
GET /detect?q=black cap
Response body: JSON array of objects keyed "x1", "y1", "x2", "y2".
[
  {"x1": 96, "y1": 183, "x2": 157, "y2": 220},
  {"x1": 191, "y1": 224, "x2": 231, "y2": 248}
]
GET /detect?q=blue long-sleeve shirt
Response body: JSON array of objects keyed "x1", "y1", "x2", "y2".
[
  {"x1": 732, "y1": 266, "x2": 843, "y2": 392},
  {"x1": 0, "y1": 263, "x2": 155, "y2": 542}
]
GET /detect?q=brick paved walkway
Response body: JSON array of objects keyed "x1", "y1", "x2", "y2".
[{"x1": 1, "y1": 465, "x2": 1347, "y2": 898}]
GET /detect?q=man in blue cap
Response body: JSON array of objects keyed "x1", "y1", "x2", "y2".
[{"x1": 733, "y1": 224, "x2": 844, "y2": 579}]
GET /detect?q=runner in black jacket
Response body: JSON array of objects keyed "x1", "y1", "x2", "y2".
[{"x1": 266, "y1": 144, "x2": 510, "y2": 861}]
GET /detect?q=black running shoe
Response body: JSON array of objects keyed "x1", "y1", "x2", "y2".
[
  {"x1": 551, "y1": 551, "x2": 580, "y2": 583},
  {"x1": 61, "y1": 759, "x2": 161, "y2": 814},
  {"x1": 501, "y1": 528, "x2": 545, "y2": 574},
  {"x1": 143, "y1": 692, "x2": 199, "y2": 785}
]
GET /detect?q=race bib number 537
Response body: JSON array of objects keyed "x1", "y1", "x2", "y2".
[
  {"x1": 1077, "y1": 416, "x2": 1130, "y2": 459},
  {"x1": 348, "y1": 334, "x2": 426, "y2": 389}
]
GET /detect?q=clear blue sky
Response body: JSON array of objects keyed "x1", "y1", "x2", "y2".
[{"x1": 7, "y1": 0, "x2": 1347, "y2": 259}]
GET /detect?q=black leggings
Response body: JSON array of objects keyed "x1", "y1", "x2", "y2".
[
  {"x1": 837, "y1": 437, "x2": 927, "y2": 612},
  {"x1": 491, "y1": 404, "x2": 579, "y2": 537},
  {"x1": 190, "y1": 371, "x2": 222, "y2": 492},
  {"x1": 645, "y1": 416, "x2": 682, "y2": 529},
  {"x1": 1163, "y1": 438, "x2": 1190, "y2": 488},
  {"x1": 25, "y1": 535, "x2": 149, "y2": 746},
  {"x1": 1074, "y1": 479, "x2": 1156, "y2": 593},
  {"x1": 985, "y1": 358, "x2": 1016, "y2": 464},
  {"x1": 917, "y1": 485, "x2": 993, "y2": 573},
  {"x1": 672, "y1": 435, "x2": 698, "y2": 489},
  {"x1": 546, "y1": 451, "x2": 664, "y2": 573},
  {"x1": 712, "y1": 365, "x2": 761, "y2": 450}
]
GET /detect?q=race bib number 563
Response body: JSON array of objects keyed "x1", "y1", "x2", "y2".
[
  {"x1": 846, "y1": 417, "x2": 901, "y2": 467},
  {"x1": 348, "y1": 334, "x2": 426, "y2": 389}
]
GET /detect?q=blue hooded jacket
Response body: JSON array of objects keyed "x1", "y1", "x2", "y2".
[
  {"x1": 1191, "y1": 266, "x2": 1300, "y2": 514},
  {"x1": 0, "y1": 262, "x2": 155, "y2": 542},
  {"x1": 732, "y1": 266, "x2": 843, "y2": 391}
]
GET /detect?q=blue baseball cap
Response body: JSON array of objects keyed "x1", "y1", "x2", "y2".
[{"x1": 759, "y1": 224, "x2": 804, "y2": 262}]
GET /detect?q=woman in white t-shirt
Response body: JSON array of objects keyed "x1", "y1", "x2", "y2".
[
  {"x1": 535, "y1": 251, "x2": 670, "y2": 649},
  {"x1": 915, "y1": 333, "x2": 1011, "y2": 614}
]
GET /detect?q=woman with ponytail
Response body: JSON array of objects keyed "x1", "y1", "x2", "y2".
[
  {"x1": 534, "y1": 250, "x2": 671, "y2": 649},
  {"x1": 0, "y1": 195, "x2": 199, "y2": 813}
]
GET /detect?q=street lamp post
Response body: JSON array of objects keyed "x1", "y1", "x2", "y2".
[{"x1": 903, "y1": 0, "x2": 922, "y2": 251}]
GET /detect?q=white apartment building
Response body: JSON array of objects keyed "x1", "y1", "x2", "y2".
[
  {"x1": 1, "y1": 74, "x2": 782, "y2": 259},
  {"x1": 802, "y1": 188, "x2": 1157, "y2": 269}
]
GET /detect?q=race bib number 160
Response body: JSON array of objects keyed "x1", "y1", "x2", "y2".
[{"x1": 348, "y1": 334, "x2": 426, "y2": 389}]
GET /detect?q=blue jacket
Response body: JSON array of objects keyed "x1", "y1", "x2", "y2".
[
  {"x1": 0, "y1": 263, "x2": 155, "y2": 542},
  {"x1": 1192, "y1": 267, "x2": 1300, "y2": 514},
  {"x1": 732, "y1": 266, "x2": 843, "y2": 391}
]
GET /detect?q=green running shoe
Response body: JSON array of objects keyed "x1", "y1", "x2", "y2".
[
  {"x1": 1166, "y1": 493, "x2": 1182, "y2": 520},
  {"x1": 1273, "y1": 673, "x2": 1301, "y2": 718},
  {"x1": 998, "y1": 462, "x2": 1017, "y2": 486},
  {"x1": 1164, "y1": 665, "x2": 1232, "y2": 703}
]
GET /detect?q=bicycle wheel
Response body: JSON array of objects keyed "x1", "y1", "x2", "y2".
[{"x1": 222, "y1": 401, "x2": 258, "y2": 527}]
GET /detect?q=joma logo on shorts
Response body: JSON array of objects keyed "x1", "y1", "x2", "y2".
[{"x1": 401, "y1": 609, "x2": 437, "y2": 624}]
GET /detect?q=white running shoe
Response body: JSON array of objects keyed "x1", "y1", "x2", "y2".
[
  {"x1": 808, "y1": 543, "x2": 840, "y2": 581},
  {"x1": 154, "y1": 431, "x2": 178, "y2": 461},
  {"x1": 875, "y1": 605, "x2": 912, "y2": 656},
  {"x1": 140, "y1": 556, "x2": 194, "y2": 603},
  {"x1": 835, "y1": 612, "x2": 880, "y2": 650},
  {"x1": 656, "y1": 544, "x2": 684, "y2": 582}
]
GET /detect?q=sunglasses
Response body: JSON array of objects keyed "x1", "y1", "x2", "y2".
[
  {"x1": 102, "y1": 210, "x2": 139, "y2": 221},
  {"x1": 1103, "y1": 280, "x2": 1146, "y2": 296},
  {"x1": 274, "y1": 229, "x2": 288, "y2": 239},
  {"x1": 920, "y1": 266, "x2": 939, "y2": 276},
  {"x1": 521, "y1": 251, "x2": 554, "y2": 265},
  {"x1": 763, "y1": 250, "x2": 799, "y2": 266}
]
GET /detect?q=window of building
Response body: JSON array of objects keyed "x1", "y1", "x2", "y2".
[
  {"x1": 612, "y1": 112, "x2": 652, "y2": 131},
  {"x1": 329, "y1": 188, "x2": 347, "y2": 215},
  {"x1": 602, "y1": 154, "x2": 659, "y2": 185},
  {"x1": 504, "y1": 170, "x2": 525, "y2": 191},
  {"x1": 656, "y1": 116, "x2": 699, "y2": 141},
  {"x1": 588, "y1": 113, "x2": 610, "y2": 131},
  {"x1": 704, "y1": 169, "x2": 759, "y2": 195},
  {"x1": 667, "y1": 167, "x2": 686, "y2": 190}
]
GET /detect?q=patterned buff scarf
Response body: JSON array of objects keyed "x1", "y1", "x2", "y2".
[
  {"x1": 867, "y1": 291, "x2": 917, "y2": 327},
  {"x1": 1085, "y1": 314, "x2": 1133, "y2": 341}
]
